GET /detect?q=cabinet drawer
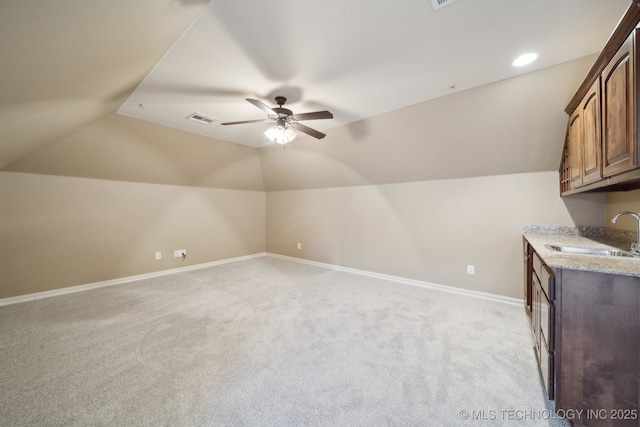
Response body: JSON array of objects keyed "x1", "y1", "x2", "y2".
[{"x1": 532, "y1": 252, "x2": 555, "y2": 300}]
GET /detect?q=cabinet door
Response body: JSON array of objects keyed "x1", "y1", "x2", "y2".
[
  {"x1": 559, "y1": 137, "x2": 571, "y2": 194},
  {"x1": 523, "y1": 238, "x2": 532, "y2": 312},
  {"x1": 602, "y1": 31, "x2": 637, "y2": 177},
  {"x1": 568, "y1": 109, "x2": 583, "y2": 188},
  {"x1": 580, "y1": 79, "x2": 602, "y2": 185},
  {"x1": 540, "y1": 333, "x2": 554, "y2": 400},
  {"x1": 531, "y1": 274, "x2": 541, "y2": 361}
]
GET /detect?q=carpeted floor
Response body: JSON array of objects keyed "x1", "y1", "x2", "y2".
[{"x1": 0, "y1": 256, "x2": 569, "y2": 426}]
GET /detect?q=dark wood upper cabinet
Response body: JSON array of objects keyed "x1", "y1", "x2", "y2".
[
  {"x1": 568, "y1": 109, "x2": 583, "y2": 188},
  {"x1": 602, "y1": 31, "x2": 637, "y2": 177},
  {"x1": 581, "y1": 79, "x2": 602, "y2": 184},
  {"x1": 567, "y1": 78, "x2": 602, "y2": 189},
  {"x1": 560, "y1": 5, "x2": 640, "y2": 195}
]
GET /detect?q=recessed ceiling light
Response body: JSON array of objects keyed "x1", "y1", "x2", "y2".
[{"x1": 512, "y1": 53, "x2": 538, "y2": 67}]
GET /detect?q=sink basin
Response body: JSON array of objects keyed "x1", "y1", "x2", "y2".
[{"x1": 545, "y1": 244, "x2": 638, "y2": 258}]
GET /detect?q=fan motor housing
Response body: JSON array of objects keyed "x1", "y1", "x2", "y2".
[{"x1": 273, "y1": 107, "x2": 293, "y2": 117}]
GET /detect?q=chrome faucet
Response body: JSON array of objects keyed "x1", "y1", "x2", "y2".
[{"x1": 611, "y1": 211, "x2": 640, "y2": 254}]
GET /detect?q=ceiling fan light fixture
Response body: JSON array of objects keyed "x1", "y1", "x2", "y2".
[
  {"x1": 221, "y1": 97, "x2": 331, "y2": 142},
  {"x1": 264, "y1": 121, "x2": 297, "y2": 144}
]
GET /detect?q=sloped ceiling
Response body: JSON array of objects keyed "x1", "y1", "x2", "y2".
[
  {"x1": 0, "y1": 0, "x2": 633, "y2": 191},
  {"x1": 0, "y1": 0, "x2": 209, "y2": 171}
]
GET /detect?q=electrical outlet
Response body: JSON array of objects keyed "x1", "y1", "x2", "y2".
[
  {"x1": 155, "y1": 252, "x2": 162, "y2": 260},
  {"x1": 467, "y1": 265, "x2": 475, "y2": 275},
  {"x1": 174, "y1": 249, "x2": 186, "y2": 258},
  {"x1": 297, "y1": 243, "x2": 302, "y2": 250}
]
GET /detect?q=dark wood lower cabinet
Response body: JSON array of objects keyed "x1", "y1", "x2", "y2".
[
  {"x1": 555, "y1": 269, "x2": 640, "y2": 427},
  {"x1": 523, "y1": 238, "x2": 555, "y2": 399},
  {"x1": 529, "y1": 248, "x2": 555, "y2": 400},
  {"x1": 523, "y1": 238, "x2": 640, "y2": 427}
]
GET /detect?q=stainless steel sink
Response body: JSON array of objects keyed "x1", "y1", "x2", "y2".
[{"x1": 545, "y1": 244, "x2": 638, "y2": 258}]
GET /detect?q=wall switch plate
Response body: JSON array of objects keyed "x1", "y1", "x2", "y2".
[
  {"x1": 174, "y1": 249, "x2": 186, "y2": 258},
  {"x1": 467, "y1": 265, "x2": 475, "y2": 275},
  {"x1": 155, "y1": 252, "x2": 162, "y2": 260},
  {"x1": 297, "y1": 243, "x2": 302, "y2": 249}
]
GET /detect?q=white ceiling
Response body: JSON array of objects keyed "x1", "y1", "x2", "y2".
[{"x1": 117, "y1": 0, "x2": 631, "y2": 148}]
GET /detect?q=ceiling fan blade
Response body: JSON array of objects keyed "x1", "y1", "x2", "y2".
[
  {"x1": 290, "y1": 122, "x2": 326, "y2": 139},
  {"x1": 246, "y1": 98, "x2": 277, "y2": 116},
  {"x1": 220, "y1": 119, "x2": 272, "y2": 126},
  {"x1": 292, "y1": 111, "x2": 333, "y2": 121}
]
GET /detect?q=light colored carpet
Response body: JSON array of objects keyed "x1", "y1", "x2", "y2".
[{"x1": 0, "y1": 256, "x2": 568, "y2": 426}]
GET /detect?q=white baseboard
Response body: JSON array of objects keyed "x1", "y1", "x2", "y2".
[
  {"x1": 266, "y1": 253, "x2": 524, "y2": 307},
  {"x1": 1, "y1": 252, "x2": 523, "y2": 308},
  {"x1": 0, "y1": 252, "x2": 267, "y2": 307}
]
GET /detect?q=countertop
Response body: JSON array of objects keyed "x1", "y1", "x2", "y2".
[{"x1": 524, "y1": 228, "x2": 640, "y2": 278}]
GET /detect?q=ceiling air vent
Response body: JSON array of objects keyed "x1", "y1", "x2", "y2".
[
  {"x1": 187, "y1": 112, "x2": 216, "y2": 124},
  {"x1": 430, "y1": 0, "x2": 457, "y2": 10}
]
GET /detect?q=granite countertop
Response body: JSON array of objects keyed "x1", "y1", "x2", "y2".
[{"x1": 523, "y1": 226, "x2": 640, "y2": 278}]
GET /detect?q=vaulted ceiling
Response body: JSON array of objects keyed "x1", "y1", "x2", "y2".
[
  {"x1": 0, "y1": 0, "x2": 632, "y2": 190},
  {"x1": 116, "y1": 0, "x2": 630, "y2": 148}
]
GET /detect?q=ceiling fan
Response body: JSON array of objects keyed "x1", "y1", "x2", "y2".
[{"x1": 221, "y1": 96, "x2": 333, "y2": 144}]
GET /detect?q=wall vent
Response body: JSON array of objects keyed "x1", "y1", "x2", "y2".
[
  {"x1": 430, "y1": 0, "x2": 457, "y2": 10},
  {"x1": 187, "y1": 112, "x2": 216, "y2": 124}
]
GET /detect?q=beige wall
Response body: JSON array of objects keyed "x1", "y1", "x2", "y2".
[
  {"x1": 267, "y1": 172, "x2": 605, "y2": 299},
  {"x1": 262, "y1": 56, "x2": 608, "y2": 300},
  {"x1": 1, "y1": 56, "x2": 609, "y2": 301},
  {"x1": 0, "y1": 172, "x2": 265, "y2": 299},
  {"x1": 606, "y1": 189, "x2": 640, "y2": 232}
]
